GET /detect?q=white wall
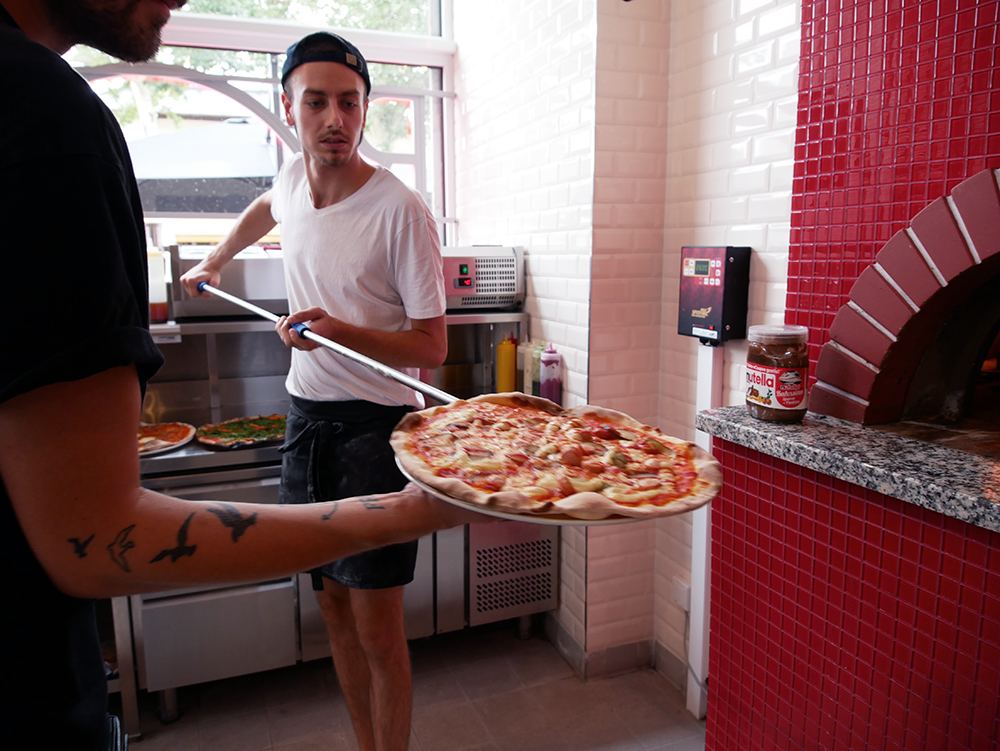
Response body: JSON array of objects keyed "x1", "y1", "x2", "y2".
[
  {"x1": 584, "y1": 0, "x2": 671, "y2": 662},
  {"x1": 653, "y1": 0, "x2": 800, "y2": 673},
  {"x1": 451, "y1": 0, "x2": 598, "y2": 658},
  {"x1": 452, "y1": 0, "x2": 799, "y2": 685}
]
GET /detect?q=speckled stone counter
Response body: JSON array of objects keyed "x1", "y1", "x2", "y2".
[{"x1": 696, "y1": 405, "x2": 1000, "y2": 534}]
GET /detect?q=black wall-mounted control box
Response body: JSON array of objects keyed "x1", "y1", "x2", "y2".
[{"x1": 677, "y1": 246, "x2": 751, "y2": 344}]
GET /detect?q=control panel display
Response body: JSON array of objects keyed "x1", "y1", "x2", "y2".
[
  {"x1": 682, "y1": 257, "x2": 721, "y2": 285},
  {"x1": 678, "y1": 246, "x2": 750, "y2": 344}
]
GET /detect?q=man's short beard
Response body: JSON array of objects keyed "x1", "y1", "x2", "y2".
[
  {"x1": 45, "y1": 0, "x2": 165, "y2": 63},
  {"x1": 305, "y1": 130, "x2": 366, "y2": 169}
]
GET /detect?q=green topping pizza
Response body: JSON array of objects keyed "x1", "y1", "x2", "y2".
[{"x1": 196, "y1": 415, "x2": 286, "y2": 449}]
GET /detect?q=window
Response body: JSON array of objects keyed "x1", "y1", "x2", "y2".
[
  {"x1": 179, "y1": 0, "x2": 441, "y2": 37},
  {"x1": 65, "y1": 9, "x2": 454, "y2": 246}
]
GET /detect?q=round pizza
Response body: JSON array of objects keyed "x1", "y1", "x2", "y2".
[
  {"x1": 196, "y1": 414, "x2": 286, "y2": 449},
  {"x1": 390, "y1": 394, "x2": 722, "y2": 521},
  {"x1": 138, "y1": 422, "x2": 196, "y2": 455}
]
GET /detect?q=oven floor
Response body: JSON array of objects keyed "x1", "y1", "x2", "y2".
[
  {"x1": 111, "y1": 618, "x2": 705, "y2": 751},
  {"x1": 870, "y1": 376, "x2": 1000, "y2": 460}
]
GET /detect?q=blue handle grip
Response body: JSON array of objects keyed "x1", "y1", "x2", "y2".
[
  {"x1": 291, "y1": 322, "x2": 311, "y2": 336},
  {"x1": 198, "y1": 281, "x2": 208, "y2": 291}
]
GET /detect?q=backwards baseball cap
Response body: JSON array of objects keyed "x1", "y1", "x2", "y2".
[{"x1": 281, "y1": 32, "x2": 371, "y2": 96}]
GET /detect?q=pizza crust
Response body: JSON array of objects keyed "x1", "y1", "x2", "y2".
[
  {"x1": 390, "y1": 394, "x2": 722, "y2": 522},
  {"x1": 138, "y1": 422, "x2": 197, "y2": 455}
]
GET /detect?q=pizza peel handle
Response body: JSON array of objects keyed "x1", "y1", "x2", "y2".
[{"x1": 197, "y1": 283, "x2": 458, "y2": 405}]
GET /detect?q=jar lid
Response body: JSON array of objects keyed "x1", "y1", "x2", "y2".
[{"x1": 747, "y1": 324, "x2": 808, "y2": 344}]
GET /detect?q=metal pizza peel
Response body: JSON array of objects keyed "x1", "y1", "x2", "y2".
[
  {"x1": 196, "y1": 283, "x2": 458, "y2": 405},
  {"x1": 193, "y1": 284, "x2": 718, "y2": 525}
]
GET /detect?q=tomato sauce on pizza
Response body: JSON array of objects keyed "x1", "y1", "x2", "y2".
[
  {"x1": 138, "y1": 422, "x2": 196, "y2": 454},
  {"x1": 391, "y1": 395, "x2": 721, "y2": 521}
]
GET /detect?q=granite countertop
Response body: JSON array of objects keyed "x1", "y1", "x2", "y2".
[{"x1": 696, "y1": 406, "x2": 1000, "y2": 534}]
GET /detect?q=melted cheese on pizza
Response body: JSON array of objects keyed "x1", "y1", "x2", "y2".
[{"x1": 405, "y1": 402, "x2": 699, "y2": 508}]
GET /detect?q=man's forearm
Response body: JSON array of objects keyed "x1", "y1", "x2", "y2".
[
  {"x1": 63, "y1": 485, "x2": 455, "y2": 598},
  {"x1": 204, "y1": 192, "x2": 277, "y2": 270},
  {"x1": 320, "y1": 322, "x2": 446, "y2": 369},
  {"x1": 283, "y1": 312, "x2": 448, "y2": 369},
  {"x1": 0, "y1": 365, "x2": 483, "y2": 601}
]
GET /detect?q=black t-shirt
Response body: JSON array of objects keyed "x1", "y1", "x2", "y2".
[{"x1": 0, "y1": 8, "x2": 163, "y2": 748}]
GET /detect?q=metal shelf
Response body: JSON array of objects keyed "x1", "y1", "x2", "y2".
[
  {"x1": 150, "y1": 310, "x2": 527, "y2": 338},
  {"x1": 445, "y1": 311, "x2": 528, "y2": 326}
]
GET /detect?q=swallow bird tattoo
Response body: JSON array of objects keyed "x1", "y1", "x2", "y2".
[
  {"x1": 107, "y1": 526, "x2": 136, "y2": 572},
  {"x1": 149, "y1": 513, "x2": 198, "y2": 563},
  {"x1": 68, "y1": 534, "x2": 95, "y2": 559},
  {"x1": 207, "y1": 503, "x2": 258, "y2": 542}
]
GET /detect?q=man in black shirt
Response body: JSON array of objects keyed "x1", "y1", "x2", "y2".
[{"x1": 0, "y1": 2, "x2": 483, "y2": 748}]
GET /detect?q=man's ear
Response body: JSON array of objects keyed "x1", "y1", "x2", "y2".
[{"x1": 281, "y1": 90, "x2": 295, "y2": 127}]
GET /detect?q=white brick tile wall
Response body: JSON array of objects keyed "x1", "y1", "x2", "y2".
[
  {"x1": 453, "y1": 0, "x2": 798, "y2": 670},
  {"x1": 593, "y1": 0, "x2": 670, "y2": 651},
  {"x1": 657, "y1": 0, "x2": 800, "y2": 665},
  {"x1": 558, "y1": 526, "x2": 588, "y2": 645},
  {"x1": 453, "y1": 0, "x2": 598, "y2": 651}
]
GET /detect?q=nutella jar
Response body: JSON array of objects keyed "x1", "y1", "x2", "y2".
[{"x1": 745, "y1": 324, "x2": 809, "y2": 422}]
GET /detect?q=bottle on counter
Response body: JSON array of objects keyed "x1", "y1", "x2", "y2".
[
  {"x1": 530, "y1": 341, "x2": 546, "y2": 396},
  {"x1": 496, "y1": 333, "x2": 516, "y2": 393},
  {"x1": 516, "y1": 340, "x2": 531, "y2": 393},
  {"x1": 745, "y1": 324, "x2": 809, "y2": 422},
  {"x1": 539, "y1": 344, "x2": 562, "y2": 406},
  {"x1": 147, "y1": 248, "x2": 168, "y2": 323}
]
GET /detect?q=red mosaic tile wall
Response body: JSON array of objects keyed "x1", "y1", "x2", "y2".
[
  {"x1": 706, "y1": 440, "x2": 1000, "y2": 751},
  {"x1": 707, "y1": 3, "x2": 1000, "y2": 748},
  {"x1": 787, "y1": 0, "x2": 1000, "y2": 366}
]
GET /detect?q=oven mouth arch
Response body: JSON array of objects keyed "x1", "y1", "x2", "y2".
[{"x1": 810, "y1": 168, "x2": 1000, "y2": 426}]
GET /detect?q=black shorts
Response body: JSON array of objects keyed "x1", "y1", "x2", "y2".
[{"x1": 279, "y1": 395, "x2": 417, "y2": 590}]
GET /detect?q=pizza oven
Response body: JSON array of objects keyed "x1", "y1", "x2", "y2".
[
  {"x1": 808, "y1": 169, "x2": 1000, "y2": 461},
  {"x1": 114, "y1": 244, "x2": 557, "y2": 738}
]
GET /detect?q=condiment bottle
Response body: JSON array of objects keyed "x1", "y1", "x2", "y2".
[
  {"x1": 516, "y1": 340, "x2": 531, "y2": 392},
  {"x1": 496, "y1": 334, "x2": 516, "y2": 392},
  {"x1": 745, "y1": 324, "x2": 809, "y2": 422},
  {"x1": 147, "y1": 248, "x2": 168, "y2": 323},
  {"x1": 531, "y1": 341, "x2": 546, "y2": 396},
  {"x1": 540, "y1": 344, "x2": 562, "y2": 405}
]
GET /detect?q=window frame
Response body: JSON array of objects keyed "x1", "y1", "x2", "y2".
[
  {"x1": 78, "y1": 12, "x2": 458, "y2": 240},
  {"x1": 162, "y1": 13, "x2": 456, "y2": 67}
]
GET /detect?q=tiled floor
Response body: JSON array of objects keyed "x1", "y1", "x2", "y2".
[{"x1": 115, "y1": 620, "x2": 706, "y2": 751}]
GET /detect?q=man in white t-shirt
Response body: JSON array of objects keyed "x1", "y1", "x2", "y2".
[{"x1": 181, "y1": 32, "x2": 446, "y2": 751}]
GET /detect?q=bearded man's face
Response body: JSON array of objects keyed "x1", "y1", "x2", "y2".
[{"x1": 46, "y1": 0, "x2": 185, "y2": 62}]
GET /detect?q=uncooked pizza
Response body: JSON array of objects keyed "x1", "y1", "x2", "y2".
[
  {"x1": 196, "y1": 415, "x2": 286, "y2": 449},
  {"x1": 390, "y1": 394, "x2": 722, "y2": 521},
  {"x1": 138, "y1": 422, "x2": 196, "y2": 455}
]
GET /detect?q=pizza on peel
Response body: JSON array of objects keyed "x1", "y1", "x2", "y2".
[{"x1": 390, "y1": 394, "x2": 722, "y2": 521}]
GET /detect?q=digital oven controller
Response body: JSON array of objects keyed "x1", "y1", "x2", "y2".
[
  {"x1": 677, "y1": 246, "x2": 750, "y2": 344},
  {"x1": 682, "y1": 257, "x2": 723, "y2": 286}
]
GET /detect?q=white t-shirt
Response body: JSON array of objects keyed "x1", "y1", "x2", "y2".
[{"x1": 270, "y1": 154, "x2": 445, "y2": 407}]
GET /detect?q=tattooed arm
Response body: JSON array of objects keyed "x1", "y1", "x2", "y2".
[{"x1": 0, "y1": 365, "x2": 485, "y2": 599}]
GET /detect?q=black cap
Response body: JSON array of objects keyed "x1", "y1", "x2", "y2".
[{"x1": 281, "y1": 32, "x2": 371, "y2": 96}]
